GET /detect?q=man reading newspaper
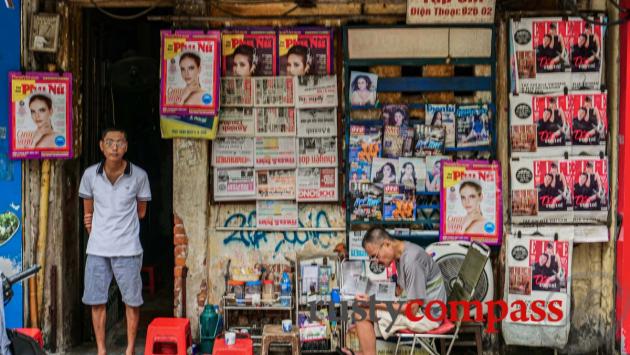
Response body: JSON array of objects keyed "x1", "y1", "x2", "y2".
[{"x1": 338, "y1": 226, "x2": 447, "y2": 355}]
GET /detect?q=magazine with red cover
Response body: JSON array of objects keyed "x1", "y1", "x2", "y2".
[
  {"x1": 278, "y1": 28, "x2": 334, "y2": 76},
  {"x1": 222, "y1": 28, "x2": 277, "y2": 77}
]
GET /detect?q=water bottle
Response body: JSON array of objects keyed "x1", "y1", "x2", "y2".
[
  {"x1": 199, "y1": 304, "x2": 220, "y2": 354},
  {"x1": 280, "y1": 272, "x2": 292, "y2": 306}
]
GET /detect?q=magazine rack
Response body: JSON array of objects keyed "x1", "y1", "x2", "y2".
[{"x1": 342, "y1": 25, "x2": 497, "y2": 246}]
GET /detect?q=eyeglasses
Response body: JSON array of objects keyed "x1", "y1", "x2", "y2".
[
  {"x1": 104, "y1": 140, "x2": 127, "y2": 148},
  {"x1": 370, "y1": 243, "x2": 384, "y2": 263}
]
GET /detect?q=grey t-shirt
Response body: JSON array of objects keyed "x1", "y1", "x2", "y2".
[{"x1": 396, "y1": 242, "x2": 447, "y2": 319}]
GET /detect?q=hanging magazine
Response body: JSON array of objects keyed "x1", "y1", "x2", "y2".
[
  {"x1": 568, "y1": 92, "x2": 607, "y2": 155},
  {"x1": 294, "y1": 75, "x2": 338, "y2": 108},
  {"x1": 350, "y1": 182, "x2": 383, "y2": 222},
  {"x1": 440, "y1": 160, "x2": 502, "y2": 245},
  {"x1": 213, "y1": 167, "x2": 256, "y2": 201},
  {"x1": 256, "y1": 200, "x2": 298, "y2": 229},
  {"x1": 255, "y1": 108, "x2": 296, "y2": 136},
  {"x1": 382, "y1": 104, "x2": 409, "y2": 127},
  {"x1": 278, "y1": 28, "x2": 334, "y2": 76},
  {"x1": 160, "y1": 30, "x2": 220, "y2": 117},
  {"x1": 349, "y1": 124, "x2": 382, "y2": 164},
  {"x1": 217, "y1": 108, "x2": 255, "y2": 137},
  {"x1": 383, "y1": 184, "x2": 415, "y2": 221},
  {"x1": 370, "y1": 157, "x2": 399, "y2": 187},
  {"x1": 297, "y1": 167, "x2": 338, "y2": 202},
  {"x1": 256, "y1": 169, "x2": 296, "y2": 200},
  {"x1": 383, "y1": 125, "x2": 414, "y2": 158},
  {"x1": 221, "y1": 28, "x2": 277, "y2": 77},
  {"x1": 456, "y1": 104, "x2": 491, "y2": 148},
  {"x1": 426, "y1": 104, "x2": 456, "y2": 148},
  {"x1": 349, "y1": 161, "x2": 371, "y2": 194},
  {"x1": 570, "y1": 157, "x2": 608, "y2": 223},
  {"x1": 220, "y1": 77, "x2": 253, "y2": 107},
  {"x1": 297, "y1": 108, "x2": 337, "y2": 137},
  {"x1": 398, "y1": 157, "x2": 427, "y2": 193},
  {"x1": 425, "y1": 155, "x2": 451, "y2": 193},
  {"x1": 212, "y1": 137, "x2": 254, "y2": 168},
  {"x1": 298, "y1": 137, "x2": 337, "y2": 167},
  {"x1": 253, "y1": 77, "x2": 295, "y2": 107},
  {"x1": 413, "y1": 125, "x2": 445, "y2": 157},
  {"x1": 254, "y1": 137, "x2": 297, "y2": 168}
]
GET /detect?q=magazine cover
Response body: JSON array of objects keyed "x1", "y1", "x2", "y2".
[
  {"x1": 211, "y1": 137, "x2": 254, "y2": 168},
  {"x1": 425, "y1": 155, "x2": 451, "y2": 192},
  {"x1": 510, "y1": 93, "x2": 570, "y2": 157},
  {"x1": 213, "y1": 167, "x2": 256, "y2": 201},
  {"x1": 570, "y1": 157, "x2": 608, "y2": 222},
  {"x1": 253, "y1": 76, "x2": 295, "y2": 107},
  {"x1": 256, "y1": 169, "x2": 296, "y2": 200},
  {"x1": 298, "y1": 137, "x2": 337, "y2": 167},
  {"x1": 398, "y1": 157, "x2": 427, "y2": 193},
  {"x1": 220, "y1": 77, "x2": 253, "y2": 107},
  {"x1": 297, "y1": 108, "x2": 337, "y2": 137},
  {"x1": 160, "y1": 30, "x2": 220, "y2": 117},
  {"x1": 566, "y1": 17, "x2": 605, "y2": 90},
  {"x1": 568, "y1": 92, "x2": 607, "y2": 155},
  {"x1": 456, "y1": 104, "x2": 491, "y2": 148},
  {"x1": 255, "y1": 108, "x2": 296, "y2": 136},
  {"x1": 256, "y1": 200, "x2": 298, "y2": 229},
  {"x1": 159, "y1": 116, "x2": 218, "y2": 139},
  {"x1": 349, "y1": 161, "x2": 371, "y2": 193},
  {"x1": 297, "y1": 167, "x2": 338, "y2": 202},
  {"x1": 9, "y1": 71, "x2": 73, "y2": 159},
  {"x1": 350, "y1": 71, "x2": 378, "y2": 106},
  {"x1": 511, "y1": 158, "x2": 572, "y2": 224},
  {"x1": 349, "y1": 124, "x2": 382, "y2": 164},
  {"x1": 371, "y1": 157, "x2": 399, "y2": 186},
  {"x1": 413, "y1": 125, "x2": 445, "y2": 157},
  {"x1": 217, "y1": 107, "x2": 255, "y2": 137},
  {"x1": 504, "y1": 232, "x2": 572, "y2": 326},
  {"x1": 383, "y1": 184, "x2": 415, "y2": 221},
  {"x1": 382, "y1": 104, "x2": 409, "y2": 127},
  {"x1": 254, "y1": 137, "x2": 297, "y2": 168},
  {"x1": 425, "y1": 104, "x2": 456, "y2": 148},
  {"x1": 350, "y1": 182, "x2": 383, "y2": 222},
  {"x1": 440, "y1": 160, "x2": 502, "y2": 245},
  {"x1": 383, "y1": 125, "x2": 414, "y2": 158},
  {"x1": 221, "y1": 28, "x2": 277, "y2": 77},
  {"x1": 294, "y1": 75, "x2": 338, "y2": 108},
  {"x1": 278, "y1": 28, "x2": 334, "y2": 76}
]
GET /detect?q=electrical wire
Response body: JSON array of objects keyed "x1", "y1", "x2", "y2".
[
  {"x1": 89, "y1": 0, "x2": 157, "y2": 20},
  {"x1": 560, "y1": 0, "x2": 629, "y2": 26}
]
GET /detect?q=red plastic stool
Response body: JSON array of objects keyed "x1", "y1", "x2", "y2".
[
  {"x1": 15, "y1": 328, "x2": 43, "y2": 348},
  {"x1": 142, "y1": 266, "x2": 156, "y2": 296},
  {"x1": 145, "y1": 318, "x2": 192, "y2": 355},
  {"x1": 212, "y1": 333, "x2": 253, "y2": 355}
]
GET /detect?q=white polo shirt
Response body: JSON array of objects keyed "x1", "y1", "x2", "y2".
[{"x1": 79, "y1": 161, "x2": 151, "y2": 257}]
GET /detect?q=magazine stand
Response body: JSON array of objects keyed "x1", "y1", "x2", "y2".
[{"x1": 342, "y1": 25, "x2": 497, "y2": 246}]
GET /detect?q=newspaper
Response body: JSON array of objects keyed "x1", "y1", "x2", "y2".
[
  {"x1": 221, "y1": 28, "x2": 277, "y2": 77},
  {"x1": 160, "y1": 30, "x2": 220, "y2": 117},
  {"x1": 297, "y1": 167, "x2": 338, "y2": 202},
  {"x1": 297, "y1": 108, "x2": 337, "y2": 137},
  {"x1": 426, "y1": 104, "x2": 456, "y2": 148},
  {"x1": 278, "y1": 28, "x2": 334, "y2": 76},
  {"x1": 440, "y1": 160, "x2": 502, "y2": 245},
  {"x1": 456, "y1": 104, "x2": 491, "y2": 148},
  {"x1": 256, "y1": 169, "x2": 296, "y2": 200},
  {"x1": 256, "y1": 200, "x2": 298, "y2": 229},
  {"x1": 213, "y1": 167, "x2": 256, "y2": 201},
  {"x1": 298, "y1": 137, "x2": 337, "y2": 167},
  {"x1": 254, "y1": 137, "x2": 297, "y2": 168},
  {"x1": 294, "y1": 75, "x2": 338, "y2": 108},
  {"x1": 255, "y1": 108, "x2": 296, "y2": 136},
  {"x1": 253, "y1": 76, "x2": 295, "y2": 107},
  {"x1": 212, "y1": 137, "x2": 254, "y2": 168},
  {"x1": 217, "y1": 107, "x2": 255, "y2": 137},
  {"x1": 9, "y1": 71, "x2": 73, "y2": 159},
  {"x1": 220, "y1": 77, "x2": 253, "y2": 107}
]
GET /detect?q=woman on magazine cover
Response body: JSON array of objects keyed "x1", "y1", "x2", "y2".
[
  {"x1": 350, "y1": 75, "x2": 376, "y2": 106},
  {"x1": 285, "y1": 45, "x2": 312, "y2": 76},
  {"x1": 231, "y1": 44, "x2": 258, "y2": 77},
  {"x1": 457, "y1": 180, "x2": 489, "y2": 234},
  {"x1": 26, "y1": 94, "x2": 62, "y2": 149},
  {"x1": 426, "y1": 160, "x2": 442, "y2": 192},
  {"x1": 399, "y1": 162, "x2": 417, "y2": 191},
  {"x1": 430, "y1": 110, "x2": 443, "y2": 126},
  {"x1": 373, "y1": 162, "x2": 396, "y2": 185},
  {"x1": 174, "y1": 52, "x2": 207, "y2": 106}
]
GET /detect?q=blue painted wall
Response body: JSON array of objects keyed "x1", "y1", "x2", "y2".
[{"x1": 0, "y1": 1, "x2": 24, "y2": 328}]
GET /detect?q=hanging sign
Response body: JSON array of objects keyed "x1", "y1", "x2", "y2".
[{"x1": 406, "y1": 0, "x2": 496, "y2": 25}]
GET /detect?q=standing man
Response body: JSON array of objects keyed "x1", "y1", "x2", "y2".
[{"x1": 79, "y1": 128, "x2": 151, "y2": 355}]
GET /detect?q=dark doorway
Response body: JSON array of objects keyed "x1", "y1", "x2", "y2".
[{"x1": 79, "y1": 7, "x2": 174, "y2": 344}]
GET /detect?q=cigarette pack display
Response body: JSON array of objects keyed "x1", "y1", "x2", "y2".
[
  {"x1": 222, "y1": 28, "x2": 277, "y2": 77},
  {"x1": 160, "y1": 30, "x2": 221, "y2": 117},
  {"x1": 278, "y1": 28, "x2": 334, "y2": 76}
]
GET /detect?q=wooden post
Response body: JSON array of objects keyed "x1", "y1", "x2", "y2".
[{"x1": 36, "y1": 159, "x2": 51, "y2": 322}]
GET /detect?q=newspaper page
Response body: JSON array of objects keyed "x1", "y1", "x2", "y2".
[
  {"x1": 253, "y1": 76, "x2": 295, "y2": 107},
  {"x1": 297, "y1": 108, "x2": 337, "y2": 137},
  {"x1": 294, "y1": 75, "x2": 338, "y2": 108},
  {"x1": 211, "y1": 137, "x2": 254, "y2": 168},
  {"x1": 220, "y1": 77, "x2": 253, "y2": 107},
  {"x1": 398, "y1": 157, "x2": 427, "y2": 193},
  {"x1": 256, "y1": 169, "x2": 296, "y2": 200},
  {"x1": 456, "y1": 104, "x2": 491, "y2": 148},
  {"x1": 570, "y1": 157, "x2": 608, "y2": 223},
  {"x1": 222, "y1": 28, "x2": 277, "y2": 77},
  {"x1": 298, "y1": 137, "x2": 337, "y2": 167},
  {"x1": 256, "y1": 200, "x2": 299, "y2": 229},
  {"x1": 505, "y1": 232, "x2": 572, "y2": 326},
  {"x1": 426, "y1": 104, "x2": 456, "y2": 148},
  {"x1": 568, "y1": 91, "x2": 607, "y2": 155},
  {"x1": 297, "y1": 167, "x2": 338, "y2": 202},
  {"x1": 9, "y1": 71, "x2": 73, "y2": 159},
  {"x1": 254, "y1": 137, "x2": 297, "y2": 168},
  {"x1": 510, "y1": 93, "x2": 570, "y2": 157},
  {"x1": 511, "y1": 158, "x2": 572, "y2": 224},
  {"x1": 440, "y1": 160, "x2": 502, "y2": 245},
  {"x1": 511, "y1": 225, "x2": 608, "y2": 244},
  {"x1": 160, "y1": 30, "x2": 220, "y2": 117},
  {"x1": 217, "y1": 107, "x2": 255, "y2": 137},
  {"x1": 213, "y1": 167, "x2": 256, "y2": 201},
  {"x1": 278, "y1": 28, "x2": 334, "y2": 76},
  {"x1": 255, "y1": 108, "x2": 296, "y2": 136}
]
